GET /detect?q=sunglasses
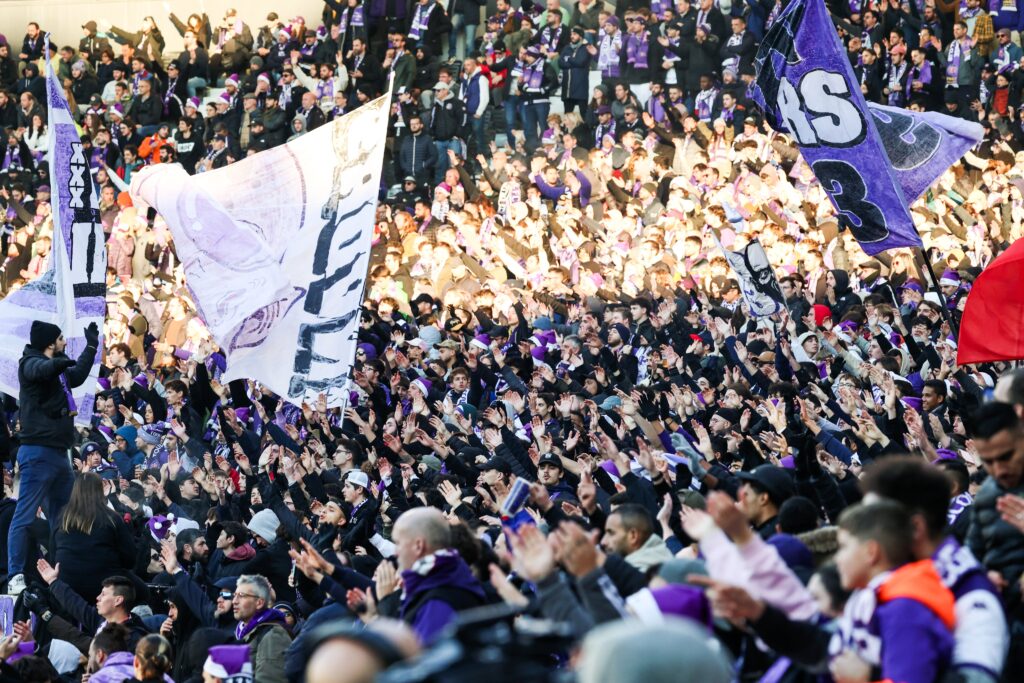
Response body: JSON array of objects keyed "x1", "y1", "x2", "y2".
[{"x1": 218, "y1": 591, "x2": 234, "y2": 600}]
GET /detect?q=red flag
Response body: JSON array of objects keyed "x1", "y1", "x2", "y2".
[{"x1": 958, "y1": 238, "x2": 1024, "y2": 364}]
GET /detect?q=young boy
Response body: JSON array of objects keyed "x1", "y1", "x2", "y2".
[{"x1": 830, "y1": 501, "x2": 956, "y2": 683}]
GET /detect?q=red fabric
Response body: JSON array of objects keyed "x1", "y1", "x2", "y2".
[{"x1": 958, "y1": 238, "x2": 1024, "y2": 364}]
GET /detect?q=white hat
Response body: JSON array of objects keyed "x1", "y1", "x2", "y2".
[
  {"x1": 246, "y1": 509, "x2": 280, "y2": 542},
  {"x1": 346, "y1": 470, "x2": 370, "y2": 490}
]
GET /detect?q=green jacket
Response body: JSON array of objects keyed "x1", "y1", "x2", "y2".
[{"x1": 243, "y1": 621, "x2": 292, "y2": 683}]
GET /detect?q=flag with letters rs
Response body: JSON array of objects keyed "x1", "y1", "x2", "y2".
[{"x1": 752, "y1": 0, "x2": 982, "y2": 256}]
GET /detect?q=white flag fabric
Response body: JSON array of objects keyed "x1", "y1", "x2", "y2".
[
  {"x1": 130, "y1": 95, "x2": 389, "y2": 408},
  {"x1": 0, "y1": 39, "x2": 106, "y2": 422},
  {"x1": 714, "y1": 236, "x2": 785, "y2": 318}
]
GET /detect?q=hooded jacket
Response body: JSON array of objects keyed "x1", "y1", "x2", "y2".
[
  {"x1": 400, "y1": 549, "x2": 486, "y2": 644},
  {"x1": 624, "y1": 534, "x2": 675, "y2": 571},
  {"x1": 18, "y1": 344, "x2": 97, "y2": 449},
  {"x1": 826, "y1": 269, "x2": 861, "y2": 321}
]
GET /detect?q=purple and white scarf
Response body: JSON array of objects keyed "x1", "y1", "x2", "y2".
[
  {"x1": 625, "y1": 32, "x2": 650, "y2": 70},
  {"x1": 339, "y1": 5, "x2": 366, "y2": 33},
  {"x1": 409, "y1": 2, "x2": 435, "y2": 40}
]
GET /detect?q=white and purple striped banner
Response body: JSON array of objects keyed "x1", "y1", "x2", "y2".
[{"x1": 0, "y1": 38, "x2": 106, "y2": 422}]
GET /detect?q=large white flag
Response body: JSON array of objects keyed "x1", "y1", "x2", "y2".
[
  {"x1": 0, "y1": 39, "x2": 106, "y2": 422},
  {"x1": 131, "y1": 96, "x2": 389, "y2": 408}
]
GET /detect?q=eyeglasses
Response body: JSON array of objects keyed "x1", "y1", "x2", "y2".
[{"x1": 233, "y1": 592, "x2": 259, "y2": 601}]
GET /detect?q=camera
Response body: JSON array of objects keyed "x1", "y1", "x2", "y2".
[{"x1": 378, "y1": 604, "x2": 576, "y2": 683}]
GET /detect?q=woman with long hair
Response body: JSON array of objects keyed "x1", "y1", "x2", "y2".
[
  {"x1": 53, "y1": 473, "x2": 137, "y2": 601},
  {"x1": 23, "y1": 113, "x2": 46, "y2": 165}
]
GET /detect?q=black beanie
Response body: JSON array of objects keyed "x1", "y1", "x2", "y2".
[{"x1": 30, "y1": 321, "x2": 62, "y2": 351}]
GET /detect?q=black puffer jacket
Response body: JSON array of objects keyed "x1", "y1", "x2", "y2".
[
  {"x1": 17, "y1": 344, "x2": 97, "y2": 449},
  {"x1": 967, "y1": 477, "x2": 1024, "y2": 589}
]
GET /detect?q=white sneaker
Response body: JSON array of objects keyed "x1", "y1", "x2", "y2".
[{"x1": 7, "y1": 574, "x2": 25, "y2": 596}]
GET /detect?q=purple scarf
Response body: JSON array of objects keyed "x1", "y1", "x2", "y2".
[
  {"x1": 598, "y1": 31, "x2": 622, "y2": 78},
  {"x1": 163, "y1": 79, "x2": 178, "y2": 115},
  {"x1": 235, "y1": 608, "x2": 287, "y2": 641},
  {"x1": 625, "y1": 32, "x2": 649, "y2": 70},
  {"x1": 887, "y1": 62, "x2": 907, "y2": 106},
  {"x1": 647, "y1": 94, "x2": 666, "y2": 122},
  {"x1": 2, "y1": 147, "x2": 17, "y2": 170},
  {"x1": 540, "y1": 26, "x2": 563, "y2": 51},
  {"x1": 317, "y1": 77, "x2": 335, "y2": 101},
  {"x1": 694, "y1": 87, "x2": 717, "y2": 122},
  {"x1": 906, "y1": 60, "x2": 932, "y2": 99},
  {"x1": 339, "y1": 5, "x2": 366, "y2": 32},
  {"x1": 947, "y1": 492, "x2": 973, "y2": 524},
  {"x1": 523, "y1": 61, "x2": 543, "y2": 89},
  {"x1": 409, "y1": 2, "x2": 435, "y2": 40},
  {"x1": 945, "y1": 38, "x2": 971, "y2": 84}
]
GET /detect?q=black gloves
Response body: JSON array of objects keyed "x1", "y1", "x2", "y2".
[
  {"x1": 84, "y1": 322, "x2": 100, "y2": 348},
  {"x1": 21, "y1": 587, "x2": 53, "y2": 621},
  {"x1": 57, "y1": 357, "x2": 77, "y2": 371}
]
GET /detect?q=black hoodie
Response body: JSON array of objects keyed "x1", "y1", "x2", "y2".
[{"x1": 828, "y1": 269, "x2": 861, "y2": 322}]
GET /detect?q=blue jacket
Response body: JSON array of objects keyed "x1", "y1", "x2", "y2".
[{"x1": 461, "y1": 71, "x2": 486, "y2": 117}]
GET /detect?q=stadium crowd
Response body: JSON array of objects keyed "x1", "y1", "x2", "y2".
[{"x1": 0, "y1": 1, "x2": 1024, "y2": 682}]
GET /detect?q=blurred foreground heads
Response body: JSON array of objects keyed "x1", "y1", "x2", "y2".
[{"x1": 577, "y1": 617, "x2": 731, "y2": 683}]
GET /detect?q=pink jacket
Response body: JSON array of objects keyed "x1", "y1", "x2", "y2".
[
  {"x1": 700, "y1": 529, "x2": 819, "y2": 622},
  {"x1": 107, "y1": 234, "x2": 135, "y2": 282}
]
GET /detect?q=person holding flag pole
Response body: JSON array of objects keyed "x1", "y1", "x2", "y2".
[{"x1": 5, "y1": 36, "x2": 106, "y2": 596}]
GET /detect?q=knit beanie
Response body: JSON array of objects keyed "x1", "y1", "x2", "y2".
[{"x1": 30, "y1": 321, "x2": 62, "y2": 351}]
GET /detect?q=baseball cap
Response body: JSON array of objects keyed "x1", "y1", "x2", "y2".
[{"x1": 736, "y1": 465, "x2": 796, "y2": 506}]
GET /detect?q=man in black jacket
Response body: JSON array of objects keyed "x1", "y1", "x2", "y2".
[
  {"x1": 7, "y1": 320, "x2": 99, "y2": 595},
  {"x1": 37, "y1": 564, "x2": 151, "y2": 650}
]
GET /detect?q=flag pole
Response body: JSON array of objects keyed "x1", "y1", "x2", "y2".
[{"x1": 915, "y1": 246, "x2": 960, "y2": 340}]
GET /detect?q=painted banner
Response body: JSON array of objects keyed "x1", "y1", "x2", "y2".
[
  {"x1": 0, "y1": 38, "x2": 106, "y2": 422},
  {"x1": 131, "y1": 95, "x2": 390, "y2": 408},
  {"x1": 752, "y1": 0, "x2": 980, "y2": 255},
  {"x1": 716, "y1": 237, "x2": 785, "y2": 318}
]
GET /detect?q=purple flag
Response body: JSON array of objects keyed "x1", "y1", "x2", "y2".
[
  {"x1": 869, "y1": 104, "x2": 982, "y2": 203},
  {"x1": 752, "y1": 0, "x2": 925, "y2": 255},
  {"x1": 0, "y1": 37, "x2": 105, "y2": 421}
]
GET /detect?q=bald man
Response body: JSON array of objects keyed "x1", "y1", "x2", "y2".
[
  {"x1": 391, "y1": 508, "x2": 486, "y2": 644},
  {"x1": 305, "y1": 619, "x2": 420, "y2": 683}
]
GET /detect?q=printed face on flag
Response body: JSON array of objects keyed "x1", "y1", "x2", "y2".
[{"x1": 721, "y1": 241, "x2": 784, "y2": 318}]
